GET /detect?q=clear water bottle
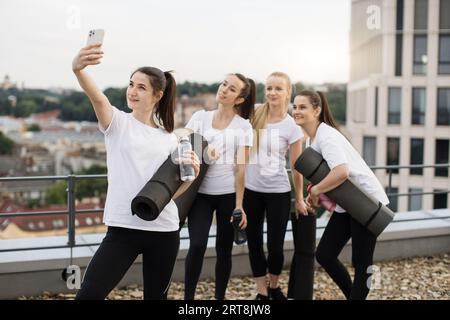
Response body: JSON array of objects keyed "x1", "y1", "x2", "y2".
[
  {"x1": 231, "y1": 209, "x2": 247, "y2": 245},
  {"x1": 178, "y1": 136, "x2": 195, "y2": 181}
]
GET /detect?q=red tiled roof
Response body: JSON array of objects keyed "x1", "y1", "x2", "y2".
[
  {"x1": 0, "y1": 201, "x2": 104, "y2": 232},
  {"x1": 31, "y1": 110, "x2": 61, "y2": 121}
]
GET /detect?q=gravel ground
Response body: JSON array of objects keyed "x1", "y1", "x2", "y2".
[{"x1": 22, "y1": 254, "x2": 449, "y2": 300}]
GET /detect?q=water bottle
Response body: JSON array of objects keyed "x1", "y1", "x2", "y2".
[
  {"x1": 231, "y1": 209, "x2": 247, "y2": 245},
  {"x1": 178, "y1": 136, "x2": 195, "y2": 181}
]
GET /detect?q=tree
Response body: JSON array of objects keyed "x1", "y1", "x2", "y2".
[
  {"x1": 104, "y1": 87, "x2": 127, "y2": 111},
  {"x1": 74, "y1": 165, "x2": 107, "y2": 201},
  {"x1": 27, "y1": 124, "x2": 41, "y2": 132},
  {"x1": 0, "y1": 131, "x2": 14, "y2": 154},
  {"x1": 43, "y1": 165, "x2": 108, "y2": 205},
  {"x1": 0, "y1": 97, "x2": 12, "y2": 115},
  {"x1": 45, "y1": 181, "x2": 67, "y2": 205},
  {"x1": 13, "y1": 99, "x2": 37, "y2": 117},
  {"x1": 325, "y1": 85, "x2": 347, "y2": 124}
]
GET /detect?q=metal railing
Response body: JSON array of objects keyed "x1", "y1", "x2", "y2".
[{"x1": 0, "y1": 163, "x2": 449, "y2": 254}]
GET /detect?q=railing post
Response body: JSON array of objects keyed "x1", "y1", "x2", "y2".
[
  {"x1": 387, "y1": 168, "x2": 392, "y2": 205},
  {"x1": 67, "y1": 175, "x2": 76, "y2": 248}
]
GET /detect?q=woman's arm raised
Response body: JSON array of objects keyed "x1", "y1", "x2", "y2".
[{"x1": 72, "y1": 44, "x2": 112, "y2": 130}]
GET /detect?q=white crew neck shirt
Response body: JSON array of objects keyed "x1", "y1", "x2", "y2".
[
  {"x1": 100, "y1": 106, "x2": 179, "y2": 231},
  {"x1": 185, "y1": 109, "x2": 253, "y2": 195},
  {"x1": 245, "y1": 114, "x2": 303, "y2": 193}
]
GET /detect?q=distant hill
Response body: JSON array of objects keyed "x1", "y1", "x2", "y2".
[{"x1": 0, "y1": 82, "x2": 346, "y2": 124}]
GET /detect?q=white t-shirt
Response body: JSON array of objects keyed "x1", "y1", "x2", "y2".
[
  {"x1": 308, "y1": 122, "x2": 389, "y2": 213},
  {"x1": 100, "y1": 106, "x2": 180, "y2": 232},
  {"x1": 185, "y1": 110, "x2": 253, "y2": 195},
  {"x1": 245, "y1": 114, "x2": 303, "y2": 193}
]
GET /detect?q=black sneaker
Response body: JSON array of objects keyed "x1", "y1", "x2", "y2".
[
  {"x1": 255, "y1": 293, "x2": 270, "y2": 300},
  {"x1": 268, "y1": 287, "x2": 287, "y2": 300}
]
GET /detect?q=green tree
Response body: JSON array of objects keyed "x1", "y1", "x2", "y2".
[
  {"x1": 0, "y1": 131, "x2": 14, "y2": 154},
  {"x1": 0, "y1": 97, "x2": 12, "y2": 115},
  {"x1": 13, "y1": 99, "x2": 37, "y2": 117},
  {"x1": 27, "y1": 123, "x2": 41, "y2": 132},
  {"x1": 75, "y1": 165, "x2": 107, "y2": 201},
  {"x1": 104, "y1": 87, "x2": 127, "y2": 111},
  {"x1": 45, "y1": 181, "x2": 67, "y2": 205},
  {"x1": 325, "y1": 85, "x2": 347, "y2": 124}
]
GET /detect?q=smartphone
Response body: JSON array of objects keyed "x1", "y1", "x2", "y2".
[{"x1": 86, "y1": 29, "x2": 104, "y2": 46}]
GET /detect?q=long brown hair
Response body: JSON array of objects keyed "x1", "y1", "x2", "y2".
[
  {"x1": 298, "y1": 90, "x2": 340, "y2": 131},
  {"x1": 131, "y1": 67, "x2": 176, "y2": 132},
  {"x1": 231, "y1": 73, "x2": 256, "y2": 120}
]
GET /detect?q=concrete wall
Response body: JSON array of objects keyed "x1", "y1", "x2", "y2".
[{"x1": 1, "y1": 209, "x2": 449, "y2": 299}]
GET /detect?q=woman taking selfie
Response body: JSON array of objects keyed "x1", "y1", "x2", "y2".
[{"x1": 72, "y1": 43, "x2": 200, "y2": 300}]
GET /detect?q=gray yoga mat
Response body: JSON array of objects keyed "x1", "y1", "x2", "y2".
[
  {"x1": 131, "y1": 133, "x2": 209, "y2": 221},
  {"x1": 294, "y1": 147, "x2": 394, "y2": 237}
]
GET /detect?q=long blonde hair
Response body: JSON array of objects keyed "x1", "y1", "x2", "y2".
[{"x1": 251, "y1": 72, "x2": 292, "y2": 152}]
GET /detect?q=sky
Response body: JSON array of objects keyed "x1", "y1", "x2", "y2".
[{"x1": 0, "y1": 0, "x2": 351, "y2": 90}]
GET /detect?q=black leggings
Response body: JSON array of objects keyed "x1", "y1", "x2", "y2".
[
  {"x1": 243, "y1": 188, "x2": 291, "y2": 277},
  {"x1": 76, "y1": 226, "x2": 179, "y2": 300},
  {"x1": 184, "y1": 193, "x2": 236, "y2": 300},
  {"x1": 315, "y1": 212, "x2": 377, "y2": 300}
]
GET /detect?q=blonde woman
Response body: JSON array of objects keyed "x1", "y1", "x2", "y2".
[{"x1": 244, "y1": 72, "x2": 307, "y2": 300}]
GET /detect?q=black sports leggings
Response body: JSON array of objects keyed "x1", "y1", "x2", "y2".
[
  {"x1": 243, "y1": 188, "x2": 291, "y2": 277},
  {"x1": 315, "y1": 212, "x2": 377, "y2": 300},
  {"x1": 184, "y1": 193, "x2": 236, "y2": 300},
  {"x1": 76, "y1": 226, "x2": 179, "y2": 300}
]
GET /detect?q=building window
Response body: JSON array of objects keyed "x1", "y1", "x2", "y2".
[
  {"x1": 437, "y1": 88, "x2": 450, "y2": 125},
  {"x1": 414, "y1": 0, "x2": 428, "y2": 30},
  {"x1": 395, "y1": 0, "x2": 404, "y2": 76},
  {"x1": 386, "y1": 187, "x2": 399, "y2": 212},
  {"x1": 433, "y1": 190, "x2": 448, "y2": 209},
  {"x1": 410, "y1": 138, "x2": 424, "y2": 175},
  {"x1": 363, "y1": 137, "x2": 377, "y2": 167},
  {"x1": 439, "y1": 0, "x2": 450, "y2": 74},
  {"x1": 374, "y1": 87, "x2": 378, "y2": 126},
  {"x1": 435, "y1": 139, "x2": 449, "y2": 177},
  {"x1": 440, "y1": 0, "x2": 450, "y2": 30},
  {"x1": 388, "y1": 88, "x2": 401, "y2": 124},
  {"x1": 387, "y1": 137, "x2": 400, "y2": 174},
  {"x1": 439, "y1": 35, "x2": 450, "y2": 74},
  {"x1": 413, "y1": 35, "x2": 427, "y2": 74},
  {"x1": 395, "y1": 35, "x2": 403, "y2": 76},
  {"x1": 397, "y1": 0, "x2": 404, "y2": 30},
  {"x1": 408, "y1": 188, "x2": 423, "y2": 211},
  {"x1": 412, "y1": 88, "x2": 426, "y2": 125}
]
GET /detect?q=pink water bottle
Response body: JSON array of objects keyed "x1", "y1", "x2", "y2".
[{"x1": 307, "y1": 184, "x2": 336, "y2": 213}]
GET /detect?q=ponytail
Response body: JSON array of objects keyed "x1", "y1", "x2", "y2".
[
  {"x1": 155, "y1": 71, "x2": 176, "y2": 132},
  {"x1": 233, "y1": 74, "x2": 255, "y2": 120},
  {"x1": 251, "y1": 102, "x2": 269, "y2": 153},
  {"x1": 317, "y1": 91, "x2": 340, "y2": 131}
]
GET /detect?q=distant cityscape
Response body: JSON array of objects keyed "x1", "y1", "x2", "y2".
[{"x1": 0, "y1": 74, "x2": 346, "y2": 239}]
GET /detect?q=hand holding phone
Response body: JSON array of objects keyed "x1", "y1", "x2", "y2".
[
  {"x1": 86, "y1": 29, "x2": 105, "y2": 46},
  {"x1": 72, "y1": 29, "x2": 105, "y2": 72}
]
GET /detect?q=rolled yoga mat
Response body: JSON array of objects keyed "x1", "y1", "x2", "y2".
[
  {"x1": 131, "y1": 133, "x2": 209, "y2": 221},
  {"x1": 294, "y1": 147, "x2": 394, "y2": 237},
  {"x1": 287, "y1": 213, "x2": 316, "y2": 300}
]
